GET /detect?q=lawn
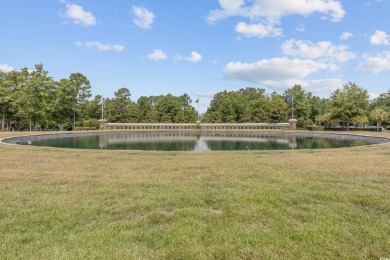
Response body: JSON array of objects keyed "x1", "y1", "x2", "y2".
[{"x1": 1, "y1": 131, "x2": 390, "y2": 259}]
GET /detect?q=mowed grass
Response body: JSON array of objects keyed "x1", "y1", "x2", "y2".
[{"x1": 1, "y1": 131, "x2": 390, "y2": 259}]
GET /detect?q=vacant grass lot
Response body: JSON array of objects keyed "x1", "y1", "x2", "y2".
[{"x1": 1, "y1": 131, "x2": 390, "y2": 259}]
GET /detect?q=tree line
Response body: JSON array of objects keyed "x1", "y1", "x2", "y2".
[
  {"x1": 0, "y1": 64, "x2": 197, "y2": 131},
  {"x1": 204, "y1": 83, "x2": 390, "y2": 129},
  {"x1": 1, "y1": 64, "x2": 389, "y2": 131}
]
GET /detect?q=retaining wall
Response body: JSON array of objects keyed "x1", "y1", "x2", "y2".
[{"x1": 99, "y1": 121, "x2": 295, "y2": 130}]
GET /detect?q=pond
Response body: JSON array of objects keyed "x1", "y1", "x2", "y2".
[{"x1": 4, "y1": 131, "x2": 388, "y2": 151}]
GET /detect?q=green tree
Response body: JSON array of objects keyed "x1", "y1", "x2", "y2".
[
  {"x1": 136, "y1": 96, "x2": 165, "y2": 122},
  {"x1": 12, "y1": 65, "x2": 54, "y2": 131},
  {"x1": 268, "y1": 92, "x2": 287, "y2": 123},
  {"x1": 352, "y1": 115, "x2": 369, "y2": 128},
  {"x1": 370, "y1": 108, "x2": 388, "y2": 131},
  {"x1": 106, "y1": 88, "x2": 133, "y2": 123},
  {"x1": 48, "y1": 79, "x2": 77, "y2": 129},
  {"x1": 69, "y1": 73, "x2": 92, "y2": 130},
  {"x1": 219, "y1": 92, "x2": 247, "y2": 123},
  {"x1": 144, "y1": 94, "x2": 198, "y2": 123},
  {"x1": 136, "y1": 96, "x2": 154, "y2": 122},
  {"x1": 205, "y1": 88, "x2": 290, "y2": 123},
  {"x1": 204, "y1": 91, "x2": 247, "y2": 123},
  {"x1": 320, "y1": 112, "x2": 335, "y2": 128},
  {"x1": 239, "y1": 87, "x2": 266, "y2": 101},
  {"x1": 204, "y1": 91, "x2": 227, "y2": 123},
  {"x1": 179, "y1": 94, "x2": 197, "y2": 122},
  {"x1": 329, "y1": 82, "x2": 369, "y2": 129},
  {"x1": 84, "y1": 95, "x2": 104, "y2": 121},
  {"x1": 284, "y1": 84, "x2": 312, "y2": 127},
  {"x1": 308, "y1": 96, "x2": 328, "y2": 124},
  {"x1": 370, "y1": 89, "x2": 390, "y2": 111},
  {"x1": 0, "y1": 70, "x2": 16, "y2": 130},
  {"x1": 240, "y1": 88, "x2": 269, "y2": 122},
  {"x1": 155, "y1": 94, "x2": 182, "y2": 123}
]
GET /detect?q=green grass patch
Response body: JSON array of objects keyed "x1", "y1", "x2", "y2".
[{"x1": 1, "y1": 131, "x2": 390, "y2": 259}]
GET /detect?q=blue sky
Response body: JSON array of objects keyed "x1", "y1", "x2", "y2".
[{"x1": 1, "y1": 0, "x2": 390, "y2": 112}]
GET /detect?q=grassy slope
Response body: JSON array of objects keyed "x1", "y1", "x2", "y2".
[{"x1": 1, "y1": 131, "x2": 390, "y2": 259}]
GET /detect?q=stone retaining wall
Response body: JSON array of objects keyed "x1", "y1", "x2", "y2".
[{"x1": 99, "y1": 120, "x2": 295, "y2": 130}]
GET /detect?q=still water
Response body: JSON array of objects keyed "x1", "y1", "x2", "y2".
[{"x1": 29, "y1": 132, "x2": 372, "y2": 151}]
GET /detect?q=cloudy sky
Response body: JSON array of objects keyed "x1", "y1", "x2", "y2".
[{"x1": 1, "y1": 0, "x2": 389, "y2": 112}]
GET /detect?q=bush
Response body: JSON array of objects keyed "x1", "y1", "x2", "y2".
[
  {"x1": 74, "y1": 126, "x2": 98, "y2": 131},
  {"x1": 83, "y1": 118, "x2": 100, "y2": 128},
  {"x1": 297, "y1": 118, "x2": 313, "y2": 129},
  {"x1": 366, "y1": 126, "x2": 382, "y2": 131},
  {"x1": 306, "y1": 125, "x2": 324, "y2": 131},
  {"x1": 325, "y1": 127, "x2": 382, "y2": 132}
]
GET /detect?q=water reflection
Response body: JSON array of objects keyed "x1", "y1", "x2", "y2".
[
  {"x1": 96, "y1": 132, "x2": 298, "y2": 151},
  {"x1": 31, "y1": 132, "x2": 370, "y2": 151}
]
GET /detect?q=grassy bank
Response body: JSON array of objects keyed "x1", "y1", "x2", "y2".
[{"x1": 1, "y1": 131, "x2": 390, "y2": 259}]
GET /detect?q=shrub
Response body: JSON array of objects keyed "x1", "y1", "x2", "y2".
[
  {"x1": 325, "y1": 127, "x2": 382, "y2": 132},
  {"x1": 366, "y1": 126, "x2": 382, "y2": 131},
  {"x1": 74, "y1": 126, "x2": 98, "y2": 131},
  {"x1": 306, "y1": 125, "x2": 324, "y2": 131},
  {"x1": 297, "y1": 118, "x2": 313, "y2": 129},
  {"x1": 83, "y1": 118, "x2": 100, "y2": 128}
]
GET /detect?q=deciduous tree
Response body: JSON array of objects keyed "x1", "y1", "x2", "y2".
[{"x1": 329, "y1": 82, "x2": 369, "y2": 129}]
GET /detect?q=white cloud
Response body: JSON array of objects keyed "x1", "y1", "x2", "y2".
[
  {"x1": 207, "y1": 0, "x2": 345, "y2": 39},
  {"x1": 224, "y1": 57, "x2": 337, "y2": 85},
  {"x1": 223, "y1": 57, "x2": 342, "y2": 93},
  {"x1": 301, "y1": 78, "x2": 342, "y2": 92},
  {"x1": 180, "y1": 51, "x2": 203, "y2": 63},
  {"x1": 340, "y1": 31, "x2": 353, "y2": 40},
  {"x1": 260, "y1": 78, "x2": 342, "y2": 93},
  {"x1": 282, "y1": 39, "x2": 355, "y2": 62},
  {"x1": 206, "y1": 0, "x2": 246, "y2": 24},
  {"x1": 0, "y1": 64, "x2": 14, "y2": 73},
  {"x1": 132, "y1": 6, "x2": 155, "y2": 29},
  {"x1": 76, "y1": 41, "x2": 124, "y2": 52},
  {"x1": 356, "y1": 51, "x2": 390, "y2": 73},
  {"x1": 64, "y1": 4, "x2": 96, "y2": 27},
  {"x1": 370, "y1": 30, "x2": 390, "y2": 45},
  {"x1": 235, "y1": 22, "x2": 282, "y2": 38},
  {"x1": 147, "y1": 49, "x2": 167, "y2": 61},
  {"x1": 368, "y1": 92, "x2": 380, "y2": 100},
  {"x1": 366, "y1": 0, "x2": 383, "y2": 6},
  {"x1": 207, "y1": 0, "x2": 346, "y2": 24}
]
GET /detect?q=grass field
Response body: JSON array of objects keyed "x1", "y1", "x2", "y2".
[{"x1": 1, "y1": 131, "x2": 390, "y2": 259}]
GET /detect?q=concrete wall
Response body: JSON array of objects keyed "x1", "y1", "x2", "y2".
[{"x1": 99, "y1": 121, "x2": 296, "y2": 130}]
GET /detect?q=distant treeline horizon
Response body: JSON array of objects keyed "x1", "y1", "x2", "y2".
[{"x1": 1, "y1": 64, "x2": 389, "y2": 131}]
